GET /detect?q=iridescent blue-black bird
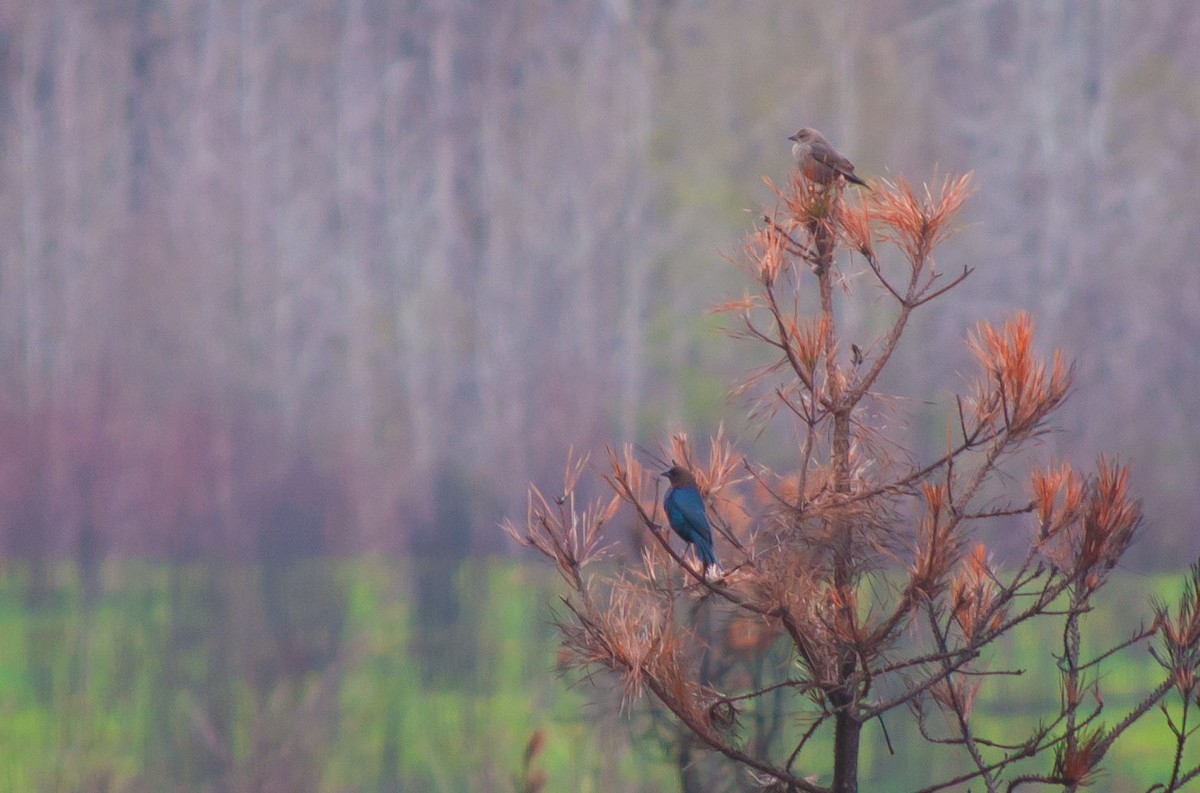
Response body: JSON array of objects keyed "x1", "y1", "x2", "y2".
[{"x1": 662, "y1": 465, "x2": 721, "y2": 580}]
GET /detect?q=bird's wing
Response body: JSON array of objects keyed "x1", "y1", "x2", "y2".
[
  {"x1": 666, "y1": 487, "x2": 713, "y2": 540},
  {"x1": 810, "y1": 144, "x2": 857, "y2": 175}
]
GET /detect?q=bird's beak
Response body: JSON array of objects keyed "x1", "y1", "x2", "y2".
[
  {"x1": 660, "y1": 470, "x2": 670, "y2": 478},
  {"x1": 787, "y1": 133, "x2": 799, "y2": 142}
]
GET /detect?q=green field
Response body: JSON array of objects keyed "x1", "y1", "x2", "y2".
[{"x1": 0, "y1": 558, "x2": 1192, "y2": 792}]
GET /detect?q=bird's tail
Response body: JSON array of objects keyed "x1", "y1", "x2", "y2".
[{"x1": 695, "y1": 537, "x2": 720, "y2": 580}]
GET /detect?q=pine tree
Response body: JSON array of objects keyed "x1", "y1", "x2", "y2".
[{"x1": 507, "y1": 170, "x2": 1200, "y2": 792}]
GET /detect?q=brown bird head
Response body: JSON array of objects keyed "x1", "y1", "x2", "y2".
[
  {"x1": 662, "y1": 465, "x2": 699, "y2": 489},
  {"x1": 788, "y1": 127, "x2": 823, "y2": 144}
]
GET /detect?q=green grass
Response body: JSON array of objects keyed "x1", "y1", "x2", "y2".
[
  {"x1": 0, "y1": 558, "x2": 683, "y2": 792},
  {"x1": 0, "y1": 558, "x2": 1194, "y2": 792}
]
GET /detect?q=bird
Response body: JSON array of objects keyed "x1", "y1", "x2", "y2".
[
  {"x1": 662, "y1": 465, "x2": 721, "y2": 580},
  {"x1": 788, "y1": 127, "x2": 869, "y2": 188}
]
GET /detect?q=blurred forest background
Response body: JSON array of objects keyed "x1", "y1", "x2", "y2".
[
  {"x1": 1, "y1": 1, "x2": 1200, "y2": 789},
  {"x1": 0, "y1": 0, "x2": 1197, "y2": 568}
]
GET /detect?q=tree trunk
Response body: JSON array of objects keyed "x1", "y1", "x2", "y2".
[
  {"x1": 831, "y1": 699, "x2": 861, "y2": 793},
  {"x1": 820, "y1": 218, "x2": 861, "y2": 793}
]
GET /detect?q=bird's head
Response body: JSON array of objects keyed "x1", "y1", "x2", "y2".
[
  {"x1": 662, "y1": 465, "x2": 698, "y2": 489},
  {"x1": 788, "y1": 127, "x2": 819, "y2": 143}
]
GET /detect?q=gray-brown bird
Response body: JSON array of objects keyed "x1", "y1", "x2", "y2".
[{"x1": 788, "y1": 127, "x2": 869, "y2": 188}]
